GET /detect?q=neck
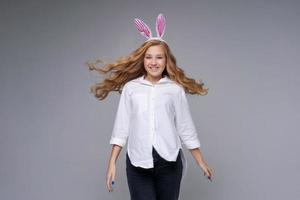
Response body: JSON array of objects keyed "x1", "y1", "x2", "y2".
[{"x1": 144, "y1": 74, "x2": 164, "y2": 84}]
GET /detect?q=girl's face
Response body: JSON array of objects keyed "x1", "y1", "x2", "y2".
[{"x1": 143, "y1": 45, "x2": 166, "y2": 79}]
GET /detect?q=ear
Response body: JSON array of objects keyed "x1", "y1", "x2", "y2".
[
  {"x1": 134, "y1": 18, "x2": 152, "y2": 39},
  {"x1": 155, "y1": 13, "x2": 166, "y2": 38}
]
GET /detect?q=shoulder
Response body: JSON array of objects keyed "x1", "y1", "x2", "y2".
[
  {"x1": 168, "y1": 80, "x2": 185, "y2": 94},
  {"x1": 173, "y1": 82, "x2": 184, "y2": 91},
  {"x1": 121, "y1": 77, "x2": 141, "y2": 95},
  {"x1": 123, "y1": 78, "x2": 139, "y2": 90}
]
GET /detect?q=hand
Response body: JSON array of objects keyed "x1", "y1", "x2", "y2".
[
  {"x1": 106, "y1": 162, "x2": 116, "y2": 192},
  {"x1": 199, "y1": 161, "x2": 213, "y2": 182}
]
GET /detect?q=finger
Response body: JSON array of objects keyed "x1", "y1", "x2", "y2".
[
  {"x1": 111, "y1": 180, "x2": 115, "y2": 191},
  {"x1": 208, "y1": 168, "x2": 213, "y2": 177},
  {"x1": 202, "y1": 168, "x2": 208, "y2": 176},
  {"x1": 204, "y1": 169, "x2": 211, "y2": 178},
  {"x1": 107, "y1": 176, "x2": 112, "y2": 192},
  {"x1": 112, "y1": 173, "x2": 115, "y2": 185},
  {"x1": 106, "y1": 178, "x2": 110, "y2": 192},
  {"x1": 207, "y1": 170, "x2": 213, "y2": 181},
  {"x1": 205, "y1": 170, "x2": 210, "y2": 177},
  {"x1": 111, "y1": 179, "x2": 115, "y2": 191},
  {"x1": 111, "y1": 172, "x2": 115, "y2": 191}
]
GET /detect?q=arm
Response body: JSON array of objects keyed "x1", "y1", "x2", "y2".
[
  {"x1": 109, "y1": 84, "x2": 131, "y2": 147},
  {"x1": 106, "y1": 84, "x2": 131, "y2": 192},
  {"x1": 106, "y1": 144, "x2": 122, "y2": 192},
  {"x1": 174, "y1": 87, "x2": 201, "y2": 149},
  {"x1": 189, "y1": 147, "x2": 213, "y2": 181},
  {"x1": 174, "y1": 87, "x2": 213, "y2": 180}
]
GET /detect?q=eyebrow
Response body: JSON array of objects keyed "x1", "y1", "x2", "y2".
[{"x1": 145, "y1": 54, "x2": 164, "y2": 56}]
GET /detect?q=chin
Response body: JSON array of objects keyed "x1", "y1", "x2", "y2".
[
  {"x1": 148, "y1": 72, "x2": 163, "y2": 77},
  {"x1": 147, "y1": 70, "x2": 163, "y2": 76}
]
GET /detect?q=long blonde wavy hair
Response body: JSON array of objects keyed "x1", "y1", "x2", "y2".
[{"x1": 87, "y1": 40, "x2": 208, "y2": 100}]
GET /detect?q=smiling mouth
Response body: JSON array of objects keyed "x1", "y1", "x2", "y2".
[{"x1": 149, "y1": 66, "x2": 159, "y2": 71}]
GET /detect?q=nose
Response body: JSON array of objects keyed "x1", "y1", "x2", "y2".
[{"x1": 150, "y1": 58, "x2": 157, "y2": 65}]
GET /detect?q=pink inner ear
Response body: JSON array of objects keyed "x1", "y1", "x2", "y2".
[
  {"x1": 156, "y1": 14, "x2": 166, "y2": 38},
  {"x1": 134, "y1": 18, "x2": 152, "y2": 38}
]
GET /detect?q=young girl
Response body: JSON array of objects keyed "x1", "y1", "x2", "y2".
[{"x1": 88, "y1": 14, "x2": 213, "y2": 200}]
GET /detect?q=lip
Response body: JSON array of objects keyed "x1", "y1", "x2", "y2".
[{"x1": 149, "y1": 67, "x2": 159, "y2": 71}]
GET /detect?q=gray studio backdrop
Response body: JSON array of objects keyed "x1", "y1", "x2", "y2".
[{"x1": 1, "y1": 0, "x2": 299, "y2": 200}]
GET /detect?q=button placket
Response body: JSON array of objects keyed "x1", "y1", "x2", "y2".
[{"x1": 150, "y1": 85, "x2": 156, "y2": 143}]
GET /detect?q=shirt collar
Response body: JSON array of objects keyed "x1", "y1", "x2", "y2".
[{"x1": 135, "y1": 75, "x2": 173, "y2": 86}]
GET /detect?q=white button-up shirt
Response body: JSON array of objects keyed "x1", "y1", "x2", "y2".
[{"x1": 109, "y1": 75, "x2": 201, "y2": 179}]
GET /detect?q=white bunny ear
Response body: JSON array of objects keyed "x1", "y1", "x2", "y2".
[
  {"x1": 134, "y1": 18, "x2": 152, "y2": 39},
  {"x1": 156, "y1": 13, "x2": 166, "y2": 38}
]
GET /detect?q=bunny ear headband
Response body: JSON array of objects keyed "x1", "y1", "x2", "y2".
[{"x1": 134, "y1": 13, "x2": 166, "y2": 43}]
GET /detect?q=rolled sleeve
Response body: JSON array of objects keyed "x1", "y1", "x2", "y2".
[
  {"x1": 109, "y1": 84, "x2": 131, "y2": 147},
  {"x1": 174, "y1": 87, "x2": 201, "y2": 149}
]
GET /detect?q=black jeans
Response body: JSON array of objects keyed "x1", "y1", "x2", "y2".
[{"x1": 126, "y1": 147, "x2": 183, "y2": 200}]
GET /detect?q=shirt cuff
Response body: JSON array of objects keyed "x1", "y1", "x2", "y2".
[
  {"x1": 109, "y1": 137, "x2": 127, "y2": 147},
  {"x1": 184, "y1": 140, "x2": 201, "y2": 149}
]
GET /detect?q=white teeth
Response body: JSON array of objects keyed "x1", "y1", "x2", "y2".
[{"x1": 149, "y1": 67, "x2": 159, "y2": 71}]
